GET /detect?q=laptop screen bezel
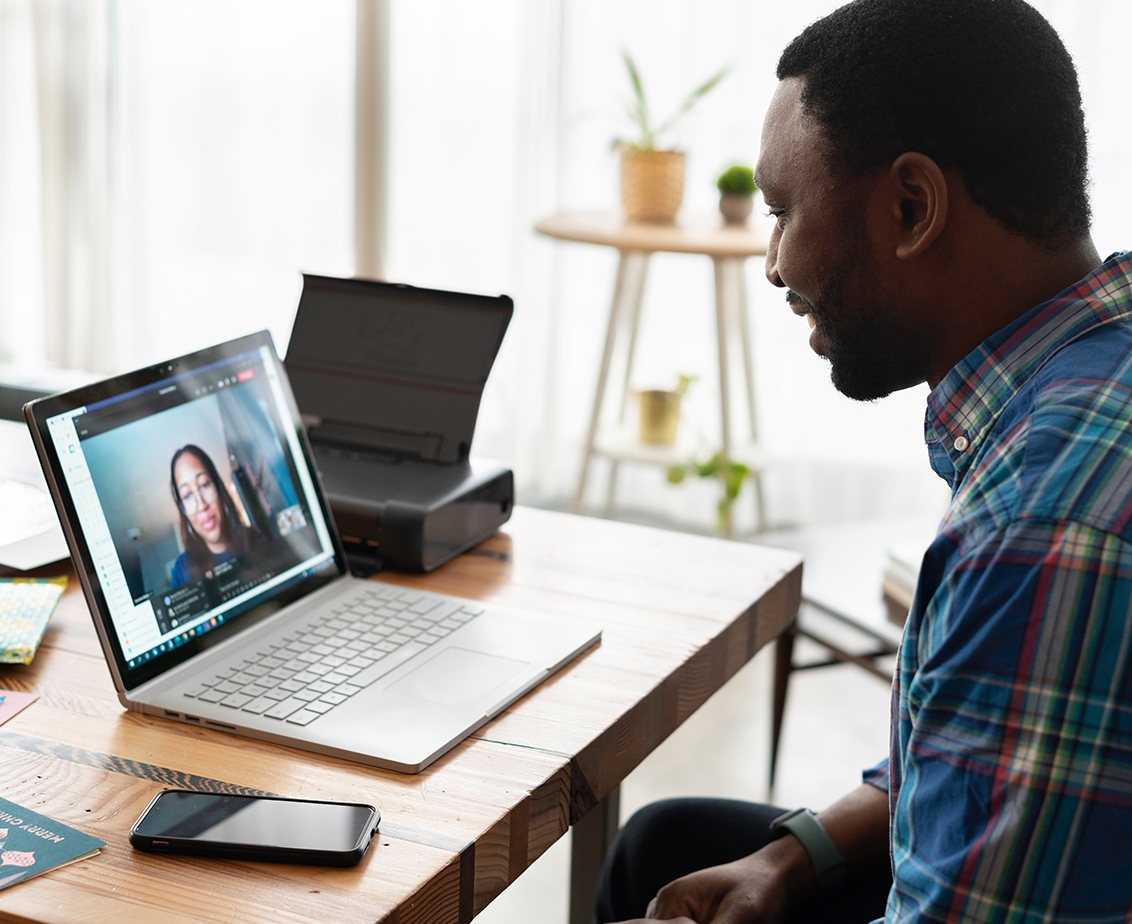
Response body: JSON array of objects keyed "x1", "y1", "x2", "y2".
[{"x1": 25, "y1": 330, "x2": 350, "y2": 692}]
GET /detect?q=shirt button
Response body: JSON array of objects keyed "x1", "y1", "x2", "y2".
[{"x1": 953, "y1": 436, "x2": 970, "y2": 452}]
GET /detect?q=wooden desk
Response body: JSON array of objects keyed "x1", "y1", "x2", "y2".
[
  {"x1": 0, "y1": 507, "x2": 800, "y2": 924},
  {"x1": 535, "y1": 212, "x2": 770, "y2": 534}
]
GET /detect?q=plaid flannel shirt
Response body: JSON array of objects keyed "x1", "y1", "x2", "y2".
[{"x1": 864, "y1": 252, "x2": 1132, "y2": 922}]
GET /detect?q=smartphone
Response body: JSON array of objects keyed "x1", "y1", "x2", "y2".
[{"x1": 129, "y1": 790, "x2": 379, "y2": 866}]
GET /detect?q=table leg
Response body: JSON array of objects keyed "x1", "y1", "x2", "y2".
[
  {"x1": 569, "y1": 784, "x2": 621, "y2": 924},
  {"x1": 770, "y1": 625, "x2": 797, "y2": 789},
  {"x1": 712, "y1": 258, "x2": 733, "y2": 461},
  {"x1": 573, "y1": 255, "x2": 632, "y2": 514},
  {"x1": 603, "y1": 460, "x2": 620, "y2": 519},
  {"x1": 733, "y1": 262, "x2": 769, "y2": 531},
  {"x1": 712, "y1": 258, "x2": 736, "y2": 537},
  {"x1": 734, "y1": 258, "x2": 758, "y2": 445},
  {"x1": 604, "y1": 254, "x2": 649, "y2": 519},
  {"x1": 616, "y1": 253, "x2": 651, "y2": 425}
]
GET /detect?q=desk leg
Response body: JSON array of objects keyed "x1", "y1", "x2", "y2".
[
  {"x1": 770, "y1": 625, "x2": 796, "y2": 789},
  {"x1": 569, "y1": 784, "x2": 621, "y2": 924}
]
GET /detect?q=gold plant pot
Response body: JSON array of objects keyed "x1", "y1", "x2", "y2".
[
  {"x1": 620, "y1": 148, "x2": 685, "y2": 223},
  {"x1": 639, "y1": 389, "x2": 682, "y2": 445}
]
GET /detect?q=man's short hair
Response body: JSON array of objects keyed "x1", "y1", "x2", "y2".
[{"x1": 777, "y1": 0, "x2": 1090, "y2": 244}]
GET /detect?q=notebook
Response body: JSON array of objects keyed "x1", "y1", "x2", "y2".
[{"x1": 24, "y1": 331, "x2": 600, "y2": 773}]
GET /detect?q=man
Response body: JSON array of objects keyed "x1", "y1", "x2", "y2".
[{"x1": 596, "y1": 0, "x2": 1132, "y2": 921}]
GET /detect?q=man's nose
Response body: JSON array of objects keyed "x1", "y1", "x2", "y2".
[{"x1": 765, "y1": 230, "x2": 786, "y2": 288}]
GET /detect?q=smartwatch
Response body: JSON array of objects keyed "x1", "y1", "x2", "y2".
[{"x1": 767, "y1": 807, "x2": 847, "y2": 894}]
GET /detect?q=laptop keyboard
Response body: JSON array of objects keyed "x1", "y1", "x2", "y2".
[{"x1": 182, "y1": 584, "x2": 483, "y2": 727}]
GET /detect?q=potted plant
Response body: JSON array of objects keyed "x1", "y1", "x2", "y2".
[
  {"x1": 716, "y1": 164, "x2": 758, "y2": 224},
  {"x1": 615, "y1": 51, "x2": 728, "y2": 223},
  {"x1": 667, "y1": 452, "x2": 751, "y2": 534},
  {"x1": 638, "y1": 374, "x2": 696, "y2": 445}
]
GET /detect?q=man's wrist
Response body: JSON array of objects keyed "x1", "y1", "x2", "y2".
[
  {"x1": 752, "y1": 827, "x2": 817, "y2": 901},
  {"x1": 768, "y1": 808, "x2": 848, "y2": 894}
]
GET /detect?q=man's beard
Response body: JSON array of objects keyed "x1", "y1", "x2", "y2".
[{"x1": 788, "y1": 259, "x2": 929, "y2": 402}]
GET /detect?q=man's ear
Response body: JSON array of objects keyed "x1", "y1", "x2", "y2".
[{"x1": 889, "y1": 152, "x2": 948, "y2": 260}]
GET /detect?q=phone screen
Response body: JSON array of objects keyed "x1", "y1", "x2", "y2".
[{"x1": 133, "y1": 791, "x2": 376, "y2": 853}]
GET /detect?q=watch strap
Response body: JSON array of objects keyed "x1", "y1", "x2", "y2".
[{"x1": 768, "y1": 807, "x2": 847, "y2": 894}]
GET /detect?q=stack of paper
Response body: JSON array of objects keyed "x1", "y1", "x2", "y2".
[
  {"x1": 0, "y1": 419, "x2": 69, "y2": 571},
  {"x1": 882, "y1": 542, "x2": 925, "y2": 628}
]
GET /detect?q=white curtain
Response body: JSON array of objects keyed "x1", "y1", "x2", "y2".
[
  {"x1": 0, "y1": 0, "x2": 47, "y2": 366},
  {"x1": 2, "y1": 0, "x2": 1127, "y2": 533},
  {"x1": 0, "y1": 0, "x2": 355, "y2": 375},
  {"x1": 385, "y1": 0, "x2": 1131, "y2": 532}
]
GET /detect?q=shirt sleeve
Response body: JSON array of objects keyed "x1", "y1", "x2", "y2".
[
  {"x1": 862, "y1": 756, "x2": 889, "y2": 791},
  {"x1": 888, "y1": 519, "x2": 1132, "y2": 922}
]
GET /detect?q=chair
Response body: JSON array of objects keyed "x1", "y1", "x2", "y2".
[{"x1": 755, "y1": 517, "x2": 937, "y2": 787}]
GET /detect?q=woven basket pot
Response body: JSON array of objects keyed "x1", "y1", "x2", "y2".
[{"x1": 620, "y1": 148, "x2": 685, "y2": 223}]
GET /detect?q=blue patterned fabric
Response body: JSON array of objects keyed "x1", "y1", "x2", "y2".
[{"x1": 867, "y1": 252, "x2": 1132, "y2": 922}]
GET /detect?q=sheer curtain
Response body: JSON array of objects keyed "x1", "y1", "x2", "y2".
[
  {"x1": 0, "y1": 0, "x2": 355, "y2": 375},
  {"x1": 385, "y1": 0, "x2": 1132, "y2": 532},
  {"x1": 2, "y1": 1, "x2": 1127, "y2": 533},
  {"x1": 387, "y1": 0, "x2": 952, "y2": 532}
]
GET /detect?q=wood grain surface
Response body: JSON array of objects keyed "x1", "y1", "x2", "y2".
[
  {"x1": 0, "y1": 507, "x2": 800, "y2": 924},
  {"x1": 534, "y1": 211, "x2": 769, "y2": 257}
]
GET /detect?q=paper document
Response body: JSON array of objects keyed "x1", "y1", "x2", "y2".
[{"x1": 0, "y1": 420, "x2": 68, "y2": 570}]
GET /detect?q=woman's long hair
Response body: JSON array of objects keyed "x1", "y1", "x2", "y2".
[{"x1": 170, "y1": 445, "x2": 250, "y2": 582}]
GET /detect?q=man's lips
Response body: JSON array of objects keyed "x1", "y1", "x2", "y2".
[
  {"x1": 785, "y1": 289, "x2": 809, "y2": 316},
  {"x1": 785, "y1": 290, "x2": 817, "y2": 327}
]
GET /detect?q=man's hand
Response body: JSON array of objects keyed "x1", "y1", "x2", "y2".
[
  {"x1": 611, "y1": 784, "x2": 889, "y2": 924},
  {"x1": 626, "y1": 836, "x2": 808, "y2": 924}
]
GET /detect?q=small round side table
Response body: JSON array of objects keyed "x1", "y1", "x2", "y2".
[{"x1": 535, "y1": 210, "x2": 770, "y2": 536}]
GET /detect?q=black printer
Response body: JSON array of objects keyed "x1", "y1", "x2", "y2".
[{"x1": 285, "y1": 274, "x2": 514, "y2": 573}]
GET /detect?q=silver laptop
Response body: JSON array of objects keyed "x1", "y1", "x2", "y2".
[{"x1": 25, "y1": 331, "x2": 600, "y2": 773}]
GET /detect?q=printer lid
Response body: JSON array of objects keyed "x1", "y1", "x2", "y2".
[{"x1": 285, "y1": 274, "x2": 512, "y2": 463}]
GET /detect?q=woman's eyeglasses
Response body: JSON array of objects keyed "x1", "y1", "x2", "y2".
[{"x1": 180, "y1": 478, "x2": 218, "y2": 515}]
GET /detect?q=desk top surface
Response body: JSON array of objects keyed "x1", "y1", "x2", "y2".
[
  {"x1": 535, "y1": 211, "x2": 769, "y2": 257},
  {"x1": 0, "y1": 506, "x2": 800, "y2": 924}
]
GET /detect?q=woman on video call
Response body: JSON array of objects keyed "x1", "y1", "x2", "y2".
[{"x1": 169, "y1": 445, "x2": 255, "y2": 587}]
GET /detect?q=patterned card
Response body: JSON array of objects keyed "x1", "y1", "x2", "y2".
[
  {"x1": 0, "y1": 577, "x2": 67, "y2": 664},
  {"x1": 0, "y1": 797, "x2": 104, "y2": 891}
]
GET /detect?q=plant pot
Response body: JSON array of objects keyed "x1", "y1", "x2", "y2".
[
  {"x1": 639, "y1": 389, "x2": 682, "y2": 445},
  {"x1": 620, "y1": 148, "x2": 685, "y2": 223},
  {"x1": 719, "y1": 192, "x2": 753, "y2": 224}
]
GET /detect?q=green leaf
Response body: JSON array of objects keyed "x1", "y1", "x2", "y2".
[
  {"x1": 696, "y1": 455, "x2": 721, "y2": 478},
  {"x1": 724, "y1": 462, "x2": 749, "y2": 500},
  {"x1": 621, "y1": 50, "x2": 651, "y2": 147},
  {"x1": 653, "y1": 65, "x2": 730, "y2": 140}
]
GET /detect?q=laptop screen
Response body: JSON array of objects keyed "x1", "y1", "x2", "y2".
[{"x1": 34, "y1": 334, "x2": 342, "y2": 687}]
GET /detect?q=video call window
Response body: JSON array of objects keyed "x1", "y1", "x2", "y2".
[{"x1": 67, "y1": 350, "x2": 332, "y2": 666}]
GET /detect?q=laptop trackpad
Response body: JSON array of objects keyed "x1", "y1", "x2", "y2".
[{"x1": 388, "y1": 647, "x2": 529, "y2": 707}]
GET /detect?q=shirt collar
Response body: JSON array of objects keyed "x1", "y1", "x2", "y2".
[{"x1": 925, "y1": 251, "x2": 1132, "y2": 488}]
